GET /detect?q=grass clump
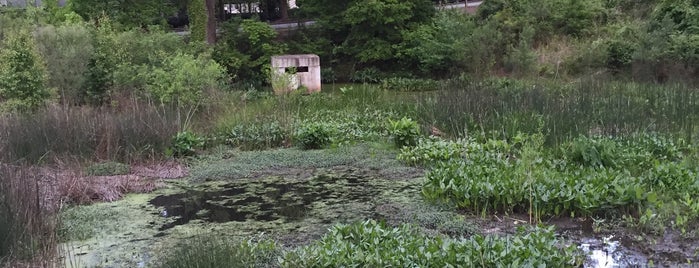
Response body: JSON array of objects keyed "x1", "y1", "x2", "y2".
[
  {"x1": 380, "y1": 77, "x2": 440, "y2": 92},
  {"x1": 0, "y1": 165, "x2": 58, "y2": 265},
  {"x1": 84, "y1": 161, "x2": 130, "y2": 176},
  {"x1": 158, "y1": 235, "x2": 280, "y2": 268},
  {"x1": 281, "y1": 219, "x2": 582, "y2": 267}
]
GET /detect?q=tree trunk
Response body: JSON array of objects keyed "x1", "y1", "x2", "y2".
[
  {"x1": 205, "y1": 0, "x2": 217, "y2": 44},
  {"x1": 280, "y1": 0, "x2": 289, "y2": 20}
]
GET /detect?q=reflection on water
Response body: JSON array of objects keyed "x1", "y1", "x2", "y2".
[{"x1": 579, "y1": 235, "x2": 648, "y2": 268}]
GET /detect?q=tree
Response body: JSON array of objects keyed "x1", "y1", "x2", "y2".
[
  {"x1": 0, "y1": 30, "x2": 51, "y2": 111},
  {"x1": 71, "y1": 0, "x2": 175, "y2": 28},
  {"x1": 206, "y1": 0, "x2": 216, "y2": 44},
  {"x1": 298, "y1": 0, "x2": 434, "y2": 67},
  {"x1": 213, "y1": 19, "x2": 286, "y2": 84},
  {"x1": 188, "y1": 0, "x2": 216, "y2": 44}
]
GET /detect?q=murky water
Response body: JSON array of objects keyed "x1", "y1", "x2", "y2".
[
  {"x1": 149, "y1": 171, "x2": 383, "y2": 231},
  {"x1": 579, "y1": 236, "x2": 648, "y2": 268}
]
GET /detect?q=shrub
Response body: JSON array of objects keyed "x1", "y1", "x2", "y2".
[
  {"x1": 84, "y1": 161, "x2": 130, "y2": 176},
  {"x1": 281, "y1": 220, "x2": 582, "y2": 267},
  {"x1": 388, "y1": 117, "x2": 421, "y2": 148},
  {"x1": 380, "y1": 77, "x2": 440, "y2": 92},
  {"x1": 170, "y1": 131, "x2": 205, "y2": 157},
  {"x1": 213, "y1": 19, "x2": 286, "y2": 85},
  {"x1": 144, "y1": 52, "x2": 225, "y2": 106},
  {"x1": 0, "y1": 30, "x2": 51, "y2": 112},
  {"x1": 294, "y1": 122, "x2": 333, "y2": 150},
  {"x1": 34, "y1": 24, "x2": 93, "y2": 105},
  {"x1": 225, "y1": 121, "x2": 288, "y2": 150}
]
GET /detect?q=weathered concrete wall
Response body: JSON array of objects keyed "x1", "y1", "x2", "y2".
[
  {"x1": 2, "y1": 0, "x2": 65, "y2": 7},
  {"x1": 271, "y1": 54, "x2": 321, "y2": 93}
]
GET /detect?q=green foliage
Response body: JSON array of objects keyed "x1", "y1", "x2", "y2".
[
  {"x1": 398, "y1": 138, "x2": 468, "y2": 166},
  {"x1": 400, "y1": 11, "x2": 473, "y2": 76},
  {"x1": 71, "y1": 0, "x2": 173, "y2": 28},
  {"x1": 83, "y1": 22, "x2": 207, "y2": 104},
  {"x1": 84, "y1": 161, "x2": 130, "y2": 176},
  {"x1": 294, "y1": 122, "x2": 333, "y2": 150},
  {"x1": 422, "y1": 137, "x2": 646, "y2": 218},
  {"x1": 304, "y1": 109, "x2": 398, "y2": 145},
  {"x1": 159, "y1": 235, "x2": 280, "y2": 268},
  {"x1": 224, "y1": 121, "x2": 288, "y2": 151},
  {"x1": 380, "y1": 77, "x2": 440, "y2": 92},
  {"x1": 281, "y1": 220, "x2": 582, "y2": 267},
  {"x1": 388, "y1": 117, "x2": 421, "y2": 148},
  {"x1": 188, "y1": 0, "x2": 206, "y2": 43},
  {"x1": 299, "y1": 0, "x2": 434, "y2": 69},
  {"x1": 418, "y1": 78, "x2": 699, "y2": 145},
  {"x1": 0, "y1": 30, "x2": 51, "y2": 112},
  {"x1": 144, "y1": 52, "x2": 225, "y2": 106},
  {"x1": 213, "y1": 19, "x2": 286, "y2": 85},
  {"x1": 350, "y1": 67, "x2": 383, "y2": 84},
  {"x1": 34, "y1": 23, "x2": 93, "y2": 105},
  {"x1": 171, "y1": 131, "x2": 205, "y2": 157},
  {"x1": 564, "y1": 136, "x2": 623, "y2": 168},
  {"x1": 504, "y1": 25, "x2": 537, "y2": 77}
]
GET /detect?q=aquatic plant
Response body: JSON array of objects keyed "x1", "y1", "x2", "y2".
[
  {"x1": 293, "y1": 121, "x2": 333, "y2": 150},
  {"x1": 281, "y1": 220, "x2": 582, "y2": 267}
]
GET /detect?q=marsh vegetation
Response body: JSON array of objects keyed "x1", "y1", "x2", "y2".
[{"x1": 1, "y1": 0, "x2": 698, "y2": 267}]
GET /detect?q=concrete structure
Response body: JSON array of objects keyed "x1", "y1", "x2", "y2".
[
  {"x1": 1, "y1": 0, "x2": 65, "y2": 7},
  {"x1": 271, "y1": 54, "x2": 321, "y2": 94}
]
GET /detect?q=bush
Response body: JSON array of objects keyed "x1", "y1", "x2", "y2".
[
  {"x1": 213, "y1": 19, "x2": 286, "y2": 85},
  {"x1": 281, "y1": 220, "x2": 582, "y2": 267},
  {"x1": 380, "y1": 77, "x2": 440, "y2": 92},
  {"x1": 388, "y1": 117, "x2": 421, "y2": 148},
  {"x1": 144, "y1": 52, "x2": 226, "y2": 106},
  {"x1": 170, "y1": 131, "x2": 205, "y2": 157},
  {"x1": 294, "y1": 122, "x2": 333, "y2": 150},
  {"x1": 84, "y1": 161, "x2": 130, "y2": 176},
  {"x1": 34, "y1": 24, "x2": 93, "y2": 105},
  {"x1": 0, "y1": 30, "x2": 51, "y2": 112}
]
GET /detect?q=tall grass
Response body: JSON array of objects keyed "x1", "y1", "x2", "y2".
[
  {"x1": 418, "y1": 77, "x2": 699, "y2": 145},
  {"x1": 0, "y1": 164, "x2": 59, "y2": 266},
  {"x1": 0, "y1": 100, "x2": 181, "y2": 164}
]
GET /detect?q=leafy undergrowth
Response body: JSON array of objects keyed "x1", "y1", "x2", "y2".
[
  {"x1": 157, "y1": 220, "x2": 583, "y2": 268},
  {"x1": 403, "y1": 134, "x2": 699, "y2": 234}
]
